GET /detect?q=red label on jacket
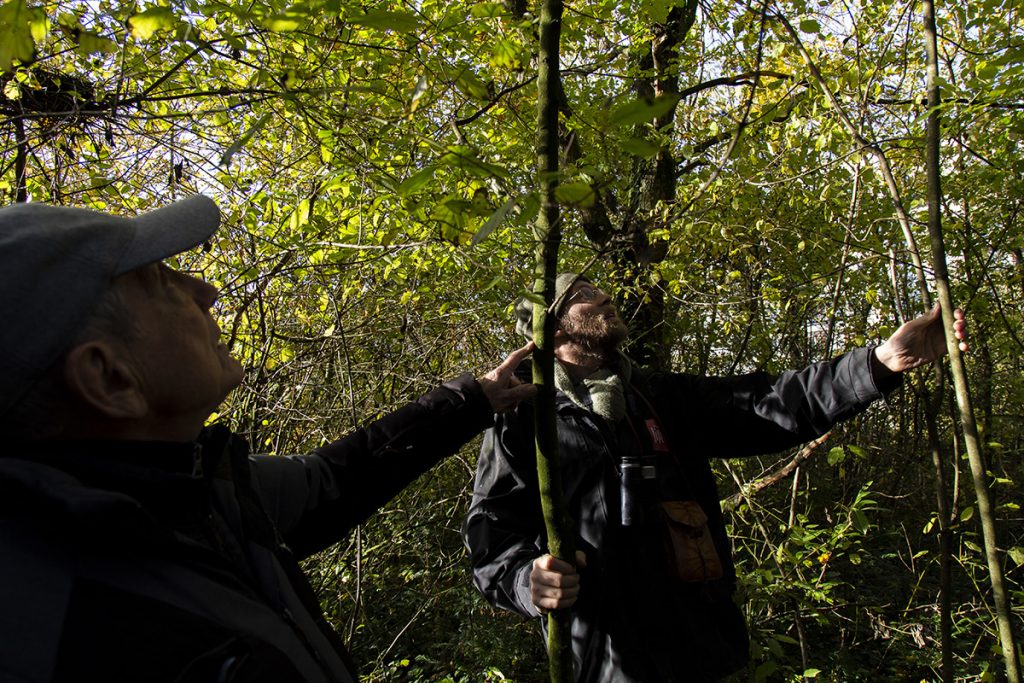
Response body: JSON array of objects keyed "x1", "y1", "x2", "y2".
[{"x1": 645, "y1": 419, "x2": 669, "y2": 452}]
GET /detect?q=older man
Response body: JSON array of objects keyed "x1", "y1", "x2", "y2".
[
  {"x1": 0, "y1": 196, "x2": 534, "y2": 683},
  {"x1": 464, "y1": 272, "x2": 965, "y2": 682}
]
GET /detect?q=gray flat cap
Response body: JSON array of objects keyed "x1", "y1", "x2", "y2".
[
  {"x1": 0, "y1": 195, "x2": 221, "y2": 415},
  {"x1": 515, "y1": 272, "x2": 588, "y2": 340}
]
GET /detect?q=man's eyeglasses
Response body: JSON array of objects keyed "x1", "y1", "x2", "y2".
[{"x1": 566, "y1": 285, "x2": 603, "y2": 304}]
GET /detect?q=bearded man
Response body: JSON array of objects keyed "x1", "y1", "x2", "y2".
[{"x1": 463, "y1": 272, "x2": 964, "y2": 682}]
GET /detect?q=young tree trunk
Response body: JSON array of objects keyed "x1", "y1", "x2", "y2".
[
  {"x1": 922, "y1": 3, "x2": 1021, "y2": 681},
  {"x1": 532, "y1": 0, "x2": 576, "y2": 679}
]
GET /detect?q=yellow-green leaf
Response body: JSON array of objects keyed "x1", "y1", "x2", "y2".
[
  {"x1": 0, "y1": 0, "x2": 35, "y2": 72},
  {"x1": 76, "y1": 29, "x2": 116, "y2": 56},
  {"x1": 350, "y1": 9, "x2": 420, "y2": 33},
  {"x1": 554, "y1": 182, "x2": 596, "y2": 207},
  {"x1": 128, "y1": 7, "x2": 176, "y2": 40},
  {"x1": 621, "y1": 137, "x2": 661, "y2": 158},
  {"x1": 609, "y1": 94, "x2": 680, "y2": 127}
]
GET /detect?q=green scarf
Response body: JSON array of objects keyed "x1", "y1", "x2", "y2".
[{"x1": 553, "y1": 354, "x2": 632, "y2": 422}]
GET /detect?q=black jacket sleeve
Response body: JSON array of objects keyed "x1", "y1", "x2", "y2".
[
  {"x1": 251, "y1": 373, "x2": 494, "y2": 559},
  {"x1": 462, "y1": 403, "x2": 545, "y2": 619},
  {"x1": 650, "y1": 346, "x2": 900, "y2": 458}
]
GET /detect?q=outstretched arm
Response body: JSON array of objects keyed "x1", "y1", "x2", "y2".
[{"x1": 873, "y1": 305, "x2": 967, "y2": 374}]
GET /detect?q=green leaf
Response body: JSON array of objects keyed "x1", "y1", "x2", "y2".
[
  {"x1": 848, "y1": 444, "x2": 869, "y2": 460},
  {"x1": 960, "y1": 506, "x2": 975, "y2": 522},
  {"x1": 397, "y1": 166, "x2": 436, "y2": 196},
  {"x1": 439, "y1": 146, "x2": 509, "y2": 179},
  {"x1": 263, "y1": 15, "x2": 302, "y2": 31},
  {"x1": 554, "y1": 182, "x2": 596, "y2": 207},
  {"x1": 754, "y1": 660, "x2": 778, "y2": 683},
  {"x1": 472, "y1": 197, "x2": 517, "y2": 245},
  {"x1": 851, "y1": 509, "x2": 869, "y2": 534},
  {"x1": 0, "y1": 0, "x2": 36, "y2": 71},
  {"x1": 470, "y1": 2, "x2": 506, "y2": 17},
  {"x1": 350, "y1": 9, "x2": 420, "y2": 33},
  {"x1": 27, "y1": 6, "x2": 47, "y2": 43},
  {"x1": 643, "y1": 0, "x2": 670, "y2": 23},
  {"x1": 803, "y1": 669, "x2": 822, "y2": 678},
  {"x1": 621, "y1": 137, "x2": 661, "y2": 158},
  {"x1": 128, "y1": 7, "x2": 176, "y2": 40},
  {"x1": 1008, "y1": 547, "x2": 1024, "y2": 567},
  {"x1": 490, "y1": 38, "x2": 522, "y2": 69},
  {"x1": 800, "y1": 19, "x2": 820, "y2": 34},
  {"x1": 827, "y1": 446, "x2": 845, "y2": 465},
  {"x1": 609, "y1": 93, "x2": 680, "y2": 127},
  {"x1": 75, "y1": 29, "x2": 117, "y2": 56}
]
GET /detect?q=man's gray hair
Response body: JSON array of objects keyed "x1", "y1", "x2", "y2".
[{"x1": 3, "y1": 283, "x2": 138, "y2": 440}]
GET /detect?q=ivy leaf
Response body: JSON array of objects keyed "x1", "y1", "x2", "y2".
[
  {"x1": 609, "y1": 93, "x2": 680, "y2": 127},
  {"x1": 128, "y1": 7, "x2": 176, "y2": 40}
]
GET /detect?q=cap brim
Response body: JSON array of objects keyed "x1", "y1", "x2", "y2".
[{"x1": 116, "y1": 195, "x2": 221, "y2": 274}]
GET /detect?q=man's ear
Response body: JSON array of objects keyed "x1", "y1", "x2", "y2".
[{"x1": 63, "y1": 340, "x2": 148, "y2": 419}]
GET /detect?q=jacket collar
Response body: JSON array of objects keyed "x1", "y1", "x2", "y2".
[{"x1": 0, "y1": 425, "x2": 248, "y2": 536}]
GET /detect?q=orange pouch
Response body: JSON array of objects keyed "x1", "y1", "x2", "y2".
[{"x1": 660, "y1": 500, "x2": 724, "y2": 582}]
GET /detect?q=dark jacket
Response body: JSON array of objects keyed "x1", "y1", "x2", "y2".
[
  {"x1": 463, "y1": 349, "x2": 898, "y2": 682},
  {"x1": 1, "y1": 374, "x2": 492, "y2": 683}
]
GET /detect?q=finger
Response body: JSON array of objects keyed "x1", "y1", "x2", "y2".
[
  {"x1": 536, "y1": 554, "x2": 575, "y2": 573},
  {"x1": 534, "y1": 573, "x2": 580, "y2": 591},
  {"x1": 575, "y1": 550, "x2": 588, "y2": 569},
  {"x1": 507, "y1": 383, "x2": 537, "y2": 401},
  {"x1": 494, "y1": 342, "x2": 535, "y2": 377}
]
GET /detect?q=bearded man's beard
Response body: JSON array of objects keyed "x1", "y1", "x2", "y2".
[{"x1": 559, "y1": 310, "x2": 628, "y2": 359}]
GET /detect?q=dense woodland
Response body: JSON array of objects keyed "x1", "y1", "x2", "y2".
[{"x1": 2, "y1": 0, "x2": 1023, "y2": 680}]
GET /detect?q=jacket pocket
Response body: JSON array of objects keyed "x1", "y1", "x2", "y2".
[{"x1": 659, "y1": 500, "x2": 724, "y2": 582}]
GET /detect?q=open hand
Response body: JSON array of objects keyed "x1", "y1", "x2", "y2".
[{"x1": 874, "y1": 305, "x2": 967, "y2": 373}]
